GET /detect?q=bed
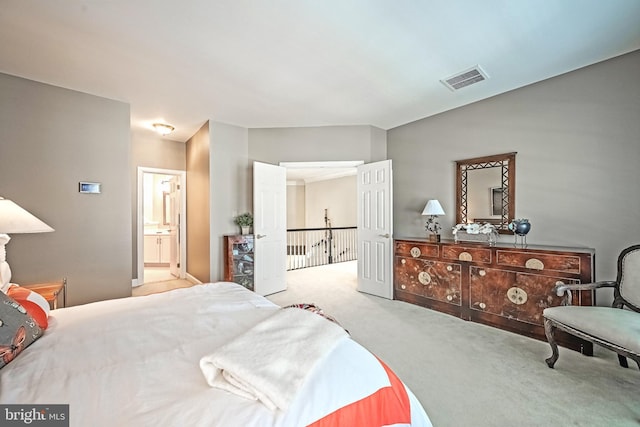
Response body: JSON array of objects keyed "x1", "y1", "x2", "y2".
[{"x1": 1, "y1": 281, "x2": 432, "y2": 427}]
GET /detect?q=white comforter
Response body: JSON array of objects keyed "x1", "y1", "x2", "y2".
[{"x1": 0, "y1": 282, "x2": 432, "y2": 427}]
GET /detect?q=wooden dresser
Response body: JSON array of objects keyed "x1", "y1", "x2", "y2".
[{"x1": 394, "y1": 238, "x2": 595, "y2": 354}]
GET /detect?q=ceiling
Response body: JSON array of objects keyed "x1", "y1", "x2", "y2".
[{"x1": 1, "y1": 1, "x2": 639, "y2": 144}]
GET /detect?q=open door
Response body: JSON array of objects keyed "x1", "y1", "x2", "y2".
[
  {"x1": 253, "y1": 161, "x2": 287, "y2": 296},
  {"x1": 357, "y1": 160, "x2": 393, "y2": 299},
  {"x1": 168, "y1": 176, "x2": 180, "y2": 278}
]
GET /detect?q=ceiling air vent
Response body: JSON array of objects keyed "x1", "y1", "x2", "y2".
[{"x1": 441, "y1": 66, "x2": 489, "y2": 91}]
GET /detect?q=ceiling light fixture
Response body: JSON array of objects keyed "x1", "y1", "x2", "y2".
[{"x1": 152, "y1": 123, "x2": 175, "y2": 135}]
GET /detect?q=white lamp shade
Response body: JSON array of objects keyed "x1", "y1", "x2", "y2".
[
  {"x1": 422, "y1": 199, "x2": 445, "y2": 216},
  {"x1": 0, "y1": 197, "x2": 54, "y2": 234}
]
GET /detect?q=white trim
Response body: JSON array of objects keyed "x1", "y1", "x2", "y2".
[
  {"x1": 136, "y1": 167, "x2": 187, "y2": 286},
  {"x1": 280, "y1": 160, "x2": 363, "y2": 184},
  {"x1": 304, "y1": 168, "x2": 357, "y2": 183},
  {"x1": 186, "y1": 272, "x2": 202, "y2": 284},
  {"x1": 279, "y1": 160, "x2": 364, "y2": 169}
]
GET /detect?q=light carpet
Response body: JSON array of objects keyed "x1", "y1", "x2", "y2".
[{"x1": 267, "y1": 261, "x2": 640, "y2": 427}]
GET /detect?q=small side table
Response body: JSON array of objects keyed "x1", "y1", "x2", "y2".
[{"x1": 23, "y1": 278, "x2": 67, "y2": 309}]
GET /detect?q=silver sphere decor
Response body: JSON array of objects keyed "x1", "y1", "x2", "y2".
[{"x1": 508, "y1": 218, "x2": 531, "y2": 247}]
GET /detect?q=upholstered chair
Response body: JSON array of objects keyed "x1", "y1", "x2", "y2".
[{"x1": 543, "y1": 244, "x2": 640, "y2": 370}]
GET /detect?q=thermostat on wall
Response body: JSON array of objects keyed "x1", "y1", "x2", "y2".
[{"x1": 79, "y1": 182, "x2": 101, "y2": 194}]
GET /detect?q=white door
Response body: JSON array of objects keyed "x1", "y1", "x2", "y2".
[
  {"x1": 253, "y1": 161, "x2": 287, "y2": 296},
  {"x1": 168, "y1": 176, "x2": 180, "y2": 277},
  {"x1": 357, "y1": 160, "x2": 393, "y2": 299}
]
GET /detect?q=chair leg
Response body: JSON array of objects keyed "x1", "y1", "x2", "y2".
[
  {"x1": 618, "y1": 354, "x2": 629, "y2": 368},
  {"x1": 628, "y1": 355, "x2": 640, "y2": 371},
  {"x1": 544, "y1": 318, "x2": 559, "y2": 368}
]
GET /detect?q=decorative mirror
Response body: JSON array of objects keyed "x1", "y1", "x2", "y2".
[{"x1": 455, "y1": 152, "x2": 516, "y2": 234}]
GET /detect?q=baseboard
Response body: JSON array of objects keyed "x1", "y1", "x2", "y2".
[
  {"x1": 186, "y1": 273, "x2": 202, "y2": 284},
  {"x1": 132, "y1": 273, "x2": 200, "y2": 287}
]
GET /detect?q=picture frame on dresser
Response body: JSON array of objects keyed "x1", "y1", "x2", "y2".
[{"x1": 393, "y1": 237, "x2": 595, "y2": 355}]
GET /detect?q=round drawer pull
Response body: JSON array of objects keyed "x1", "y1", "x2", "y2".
[
  {"x1": 418, "y1": 271, "x2": 431, "y2": 285},
  {"x1": 446, "y1": 295, "x2": 453, "y2": 301},
  {"x1": 478, "y1": 270, "x2": 486, "y2": 277},
  {"x1": 401, "y1": 258, "x2": 406, "y2": 264},
  {"x1": 479, "y1": 302, "x2": 486, "y2": 310},
  {"x1": 401, "y1": 284, "x2": 406, "y2": 290},
  {"x1": 410, "y1": 247, "x2": 421, "y2": 258},
  {"x1": 525, "y1": 258, "x2": 544, "y2": 270},
  {"x1": 446, "y1": 265, "x2": 453, "y2": 272},
  {"x1": 507, "y1": 287, "x2": 528, "y2": 305},
  {"x1": 459, "y1": 252, "x2": 473, "y2": 261}
]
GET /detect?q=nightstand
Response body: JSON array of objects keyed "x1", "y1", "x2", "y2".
[{"x1": 23, "y1": 278, "x2": 67, "y2": 309}]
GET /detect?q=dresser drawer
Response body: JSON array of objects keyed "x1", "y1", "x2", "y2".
[
  {"x1": 395, "y1": 241, "x2": 439, "y2": 258},
  {"x1": 442, "y1": 245, "x2": 492, "y2": 264},
  {"x1": 394, "y1": 257, "x2": 461, "y2": 306},
  {"x1": 469, "y1": 266, "x2": 580, "y2": 325},
  {"x1": 496, "y1": 250, "x2": 582, "y2": 274}
]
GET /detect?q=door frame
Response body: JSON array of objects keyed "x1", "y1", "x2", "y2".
[
  {"x1": 281, "y1": 159, "x2": 393, "y2": 299},
  {"x1": 136, "y1": 167, "x2": 187, "y2": 286}
]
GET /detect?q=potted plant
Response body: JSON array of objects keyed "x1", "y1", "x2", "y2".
[{"x1": 234, "y1": 212, "x2": 253, "y2": 235}]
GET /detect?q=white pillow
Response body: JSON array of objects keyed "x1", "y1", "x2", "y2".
[
  {"x1": 0, "y1": 234, "x2": 10, "y2": 293},
  {"x1": 0, "y1": 262, "x2": 11, "y2": 293}
]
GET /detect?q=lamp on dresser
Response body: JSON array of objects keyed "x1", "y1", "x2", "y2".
[
  {"x1": 0, "y1": 197, "x2": 54, "y2": 293},
  {"x1": 422, "y1": 199, "x2": 445, "y2": 242}
]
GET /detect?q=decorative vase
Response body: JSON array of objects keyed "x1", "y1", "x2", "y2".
[
  {"x1": 428, "y1": 234, "x2": 441, "y2": 242},
  {"x1": 508, "y1": 219, "x2": 531, "y2": 247},
  {"x1": 241, "y1": 226, "x2": 250, "y2": 235}
]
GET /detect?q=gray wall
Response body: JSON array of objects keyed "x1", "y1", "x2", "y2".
[
  {"x1": 209, "y1": 121, "x2": 250, "y2": 281},
  {"x1": 305, "y1": 176, "x2": 356, "y2": 228},
  {"x1": 130, "y1": 129, "x2": 186, "y2": 279},
  {"x1": 249, "y1": 125, "x2": 387, "y2": 164},
  {"x1": 286, "y1": 184, "x2": 306, "y2": 228},
  {"x1": 388, "y1": 49, "x2": 640, "y2": 304},
  {"x1": 369, "y1": 126, "x2": 388, "y2": 161},
  {"x1": 0, "y1": 73, "x2": 132, "y2": 305}
]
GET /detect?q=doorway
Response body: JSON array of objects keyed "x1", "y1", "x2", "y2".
[
  {"x1": 277, "y1": 160, "x2": 392, "y2": 300},
  {"x1": 136, "y1": 167, "x2": 187, "y2": 286},
  {"x1": 278, "y1": 160, "x2": 362, "y2": 288}
]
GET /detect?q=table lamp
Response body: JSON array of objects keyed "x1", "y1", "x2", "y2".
[
  {"x1": 0, "y1": 197, "x2": 54, "y2": 292},
  {"x1": 421, "y1": 199, "x2": 445, "y2": 242}
]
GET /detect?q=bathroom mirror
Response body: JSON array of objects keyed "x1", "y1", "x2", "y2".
[{"x1": 455, "y1": 152, "x2": 516, "y2": 233}]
